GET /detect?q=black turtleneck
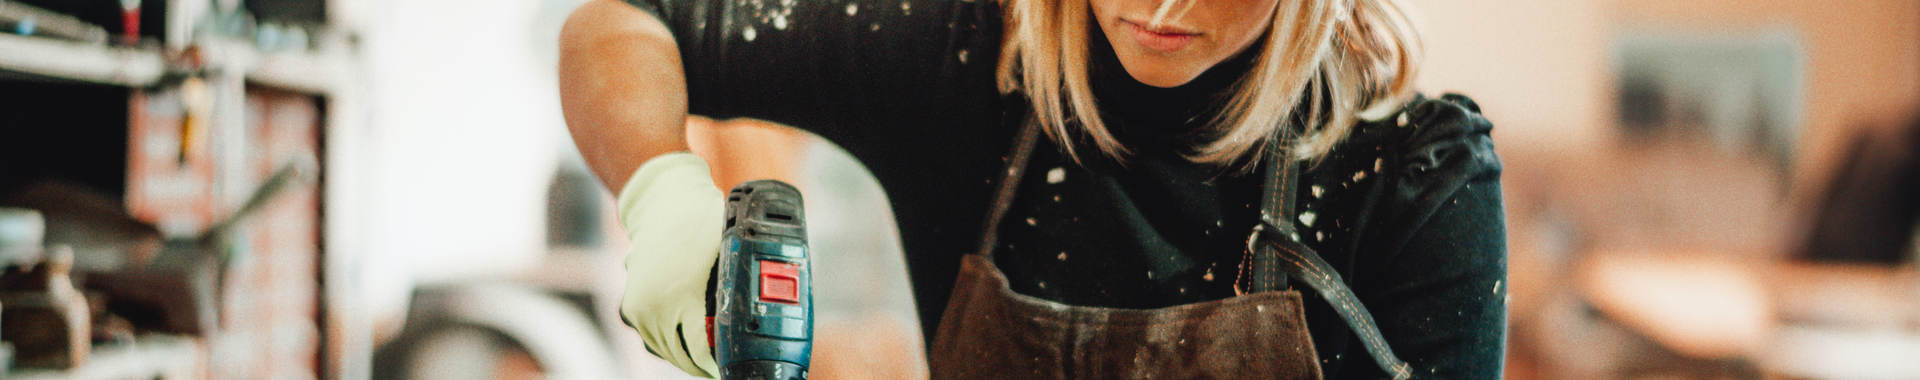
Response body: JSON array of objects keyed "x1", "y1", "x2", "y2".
[
  {"x1": 1087, "y1": 25, "x2": 1258, "y2": 154},
  {"x1": 991, "y1": 24, "x2": 1266, "y2": 308}
]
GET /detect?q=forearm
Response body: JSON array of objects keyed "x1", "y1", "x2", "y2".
[
  {"x1": 685, "y1": 117, "x2": 819, "y2": 192},
  {"x1": 559, "y1": 0, "x2": 689, "y2": 192}
]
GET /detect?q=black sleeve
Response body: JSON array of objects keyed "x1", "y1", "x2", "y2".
[
  {"x1": 1343, "y1": 95, "x2": 1509, "y2": 379},
  {"x1": 1364, "y1": 176, "x2": 1507, "y2": 379},
  {"x1": 613, "y1": 0, "x2": 983, "y2": 160}
]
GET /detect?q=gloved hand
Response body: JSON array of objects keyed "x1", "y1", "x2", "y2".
[{"x1": 616, "y1": 152, "x2": 724, "y2": 378}]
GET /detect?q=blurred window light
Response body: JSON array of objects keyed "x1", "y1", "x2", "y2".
[{"x1": 1613, "y1": 31, "x2": 1806, "y2": 170}]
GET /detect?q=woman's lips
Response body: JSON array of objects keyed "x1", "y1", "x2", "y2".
[{"x1": 1123, "y1": 20, "x2": 1199, "y2": 53}]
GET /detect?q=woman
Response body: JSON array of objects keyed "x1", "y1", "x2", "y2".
[{"x1": 559, "y1": 0, "x2": 1506, "y2": 378}]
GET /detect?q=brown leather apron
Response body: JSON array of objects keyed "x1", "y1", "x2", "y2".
[{"x1": 929, "y1": 122, "x2": 1415, "y2": 380}]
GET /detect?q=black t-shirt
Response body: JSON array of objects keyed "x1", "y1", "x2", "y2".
[{"x1": 620, "y1": 1, "x2": 1507, "y2": 378}]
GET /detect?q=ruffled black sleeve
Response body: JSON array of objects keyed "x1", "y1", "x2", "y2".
[
  {"x1": 1322, "y1": 94, "x2": 1508, "y2": 379},
  {"x1": 1377, "y1": 94, "x2": 1505, "y2": 379}
]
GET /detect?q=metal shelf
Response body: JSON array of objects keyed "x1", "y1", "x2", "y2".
[
  {"x1": 208, "y1": 37, "x2": 348, "y2": 94},
  {"x1": 247, "y1": 48, "x2": 344, "y2": 94},
  {"x1": 0, "y1": 33, "x2": 164, "y2": 87},
  {"x1": 8, "y1": 334, "x2": 204, "y2": 380},
  {"x1": 0, "y1": 33, "x2": 349, "y2": 94}
]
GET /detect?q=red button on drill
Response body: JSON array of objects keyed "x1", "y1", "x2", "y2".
[{"x1": 759, "y1": 260, "x2": 800, "y2": 304}]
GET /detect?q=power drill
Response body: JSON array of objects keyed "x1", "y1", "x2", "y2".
[{"x1": 708, "y1": 180, "x2": 812, "y2": 380}]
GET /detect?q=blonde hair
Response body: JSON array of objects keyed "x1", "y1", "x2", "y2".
[{"x1": 997, "y1": 0, "x2": 1424, "y2": 170}]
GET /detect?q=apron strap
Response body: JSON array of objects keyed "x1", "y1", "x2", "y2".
[
  {"x1": 972, "y1": 117, "x2": 1042, "y2": 259},
  {"x1": 1245, "y1": 133, "x2": 1414, "y2": 380},
  {"x1": 1251, "y1": 224, "x2": 1413, "y2": 379},
  {"x1": 1247, "y1": 131, "x2": 1299, "y2": 292}
]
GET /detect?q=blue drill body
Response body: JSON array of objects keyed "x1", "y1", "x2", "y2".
[{"x1": 713, "y1": 180, "x2": 812, "y2": 380}]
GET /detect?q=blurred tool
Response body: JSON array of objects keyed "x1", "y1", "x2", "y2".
[
  {"x1": 2, "y1": 182, "x2": 162, "y2": 272},
  {"x1": 116, "y1": 0, "x2": 138, "y2": 44},
  {"x1": 0, "y1": 207, "x2": 90, "y2": 369},
  {"x1": 0, "y1": 0, "x2": 109, "y2": 43},
  {"x1": 0, "y1": 208, "x2": 45, "y2": 267},
  {"x1": 4, "y1": 158, "x2": 315, "y2": 335},
  {"x1": 0, "y1": 208, "x2": 50, "y2": 370},
  {"x1": 712, "y1": 180, "x2": 813, "y2": 380}
]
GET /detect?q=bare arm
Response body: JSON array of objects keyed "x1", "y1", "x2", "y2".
[
  {"x1": 559, "y1": 0, "x2": 689, "y2": 191},
  {"x1": 561, "y1": 0, "x2": 814, "y2": 193}
]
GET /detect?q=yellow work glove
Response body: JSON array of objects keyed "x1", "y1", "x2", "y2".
[{"x1": 616, "y1": 152, "x2": 723, "y2": 378}]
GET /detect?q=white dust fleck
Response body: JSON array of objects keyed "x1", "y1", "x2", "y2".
[
  {"x1": 745, "y1": 0, "x2": 797, "y2": 33},
  {"x1": 900, "y1": 1, "x2": 912, "y2": 15},
  {"x1": 1352, "y1": 171, "x2": 1367, "y2": 182},
  {"x1": 1311, "y1": 185, "x2": 1324, "y2": 198},
  {"x1": 1396, "y1": 112, "x2": 1409, "y2": 127},
  {"x1": 742, "y1": 26, "x2": 757, "y2": 41},
  {"x1": 869, "y1": 22, "x2": 881, "y2": 31},
  {"x1": 1057, "y1": 251, "x2": 1068, "y2": 261},
  {"x1": 845, "y1": 3, "x2": 859, "y2": 16},
  {"x1": 1025, "y1": 217, "x2": 1037, "y2": 226},
  {"x1": 1298, "y1": 210, "x2": 1317, "y2": 227},
  {"x1": 1046, "y1": 167, "x2": 1066, "y2": 184},
  {"x1": 957, "y1": 49, "x2": 970, "y2": 64}
]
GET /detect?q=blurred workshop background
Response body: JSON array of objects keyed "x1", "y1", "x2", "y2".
[{"x1": 0, "y1": 0, "x2": 1915, "y2": 379}]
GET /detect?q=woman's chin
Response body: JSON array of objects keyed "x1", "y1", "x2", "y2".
[{"x1": 1118, "y1": 60, "x2": 1208, "y2": 88}]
